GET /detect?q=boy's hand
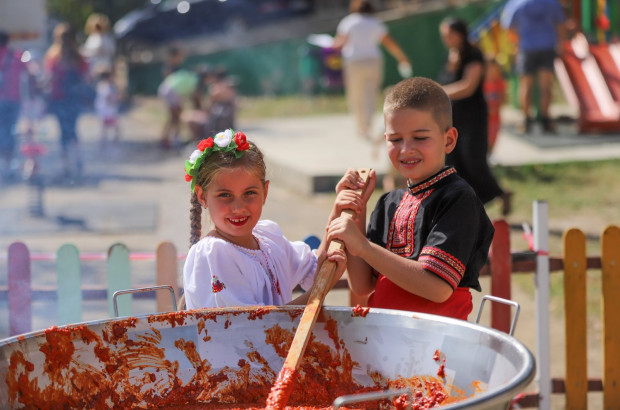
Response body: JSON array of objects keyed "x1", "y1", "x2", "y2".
[
  {"x1": 327, "y1": 215, "x2": 368, "y2": 257},
  {"x1": 335, "y1": 168, "x2": 376, "y2": 203},
  {"x1": 334, "y1": 190, "x2": 364, "y2": 219}
]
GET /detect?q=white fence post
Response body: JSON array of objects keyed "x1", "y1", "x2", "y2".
[{"x1": 533, "y1": 200, "x2": 551, "y2": 410}]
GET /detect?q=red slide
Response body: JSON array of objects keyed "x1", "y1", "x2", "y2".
[{"x1": 554, "y1": 35, "x2": 620, "y2": 133}]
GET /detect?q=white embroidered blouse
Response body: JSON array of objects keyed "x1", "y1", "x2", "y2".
[{"x1": 183, "y1": 220, "x2": 318, "y2": 309}]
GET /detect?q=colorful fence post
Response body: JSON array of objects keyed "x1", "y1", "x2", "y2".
[
  {"x1": 489, "y1": 219, "x2": 512, "y2": 333},
  {"x1": 56, "y1": 244, "x2": 82, "y2": 325},
  {"x1": 563, "y1": 228, "x2": 588, "y2": 409},
  {"x1": 533, "y1": 200, "x2": 551, "y2": 410},
  {"x1": 8, "y1": 242, "x2": 31, "y2": 336},
  {"x1": 156, "y1": 241, "x2": 178, "y2": 312},
  {"x1": 601, "y1": 225, "x2": 620, "y2": 408},
  {"x1": 107, "y1": 243, "x2": 131, "y2": 318}
]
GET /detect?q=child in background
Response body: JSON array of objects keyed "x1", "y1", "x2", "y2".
[
  {"x1": 94, "y1": 67, "x2": 121, "y2": 147},
  {"x1": 483, "y1": 57, "x2": 506, "y2": 153},
  {"x1": 327, "y1": 77, "x2": 494, "y2": 320},
  {"x1": 182, "y1": 129, "x2": 347, "y2": 309}
]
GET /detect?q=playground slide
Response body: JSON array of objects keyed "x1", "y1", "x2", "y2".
[{"x1": 554, "y1": 35, "x2": 620, "y2": 133}]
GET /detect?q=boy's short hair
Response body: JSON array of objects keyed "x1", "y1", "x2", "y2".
[{"x1": 383, "y1": 77, "x2": 453, "y2": 131}]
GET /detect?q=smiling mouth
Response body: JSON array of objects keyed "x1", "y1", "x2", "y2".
[
  {"x1": 228, "y1": 216, "x2": 249, "y2": 226},
  {"x1": 401, "y1": 159, "x2": 421, "y2": 165}
]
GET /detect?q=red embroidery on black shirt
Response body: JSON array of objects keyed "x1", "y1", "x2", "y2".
[{"x1": 387, "y1": 190, "x2": 431, "y2": 256}]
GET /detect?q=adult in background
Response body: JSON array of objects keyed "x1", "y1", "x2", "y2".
[
  {"x1": 501, "y1": 0, "x2": 566, "y2": 134},
  {"x1": 44, "y1": 23, "x2": 90, "y2": 181},
  {"x1": 0, "y1": 30, "x2": 28, "y2": 181},
  {"x1": 81, "y1": 13, "x2": 116, "y2": 76},
  {"x1": 333, "y1": 0, "x2": 412, "y2": 141},
  {"x1": 438, "y1": 17, "x2": 511, "y2": 215}
]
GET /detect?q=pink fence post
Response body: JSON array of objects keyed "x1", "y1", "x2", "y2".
[{"x1": 8, "y1": 242, "x2": 32, "y2": 336}]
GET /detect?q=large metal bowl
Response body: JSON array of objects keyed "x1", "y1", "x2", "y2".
[{"x1": 0, "y1": 305, "x2": 534, "y2": 409}]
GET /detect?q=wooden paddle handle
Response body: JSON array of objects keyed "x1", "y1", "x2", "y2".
[{"x1": 265, "y1": 168, "x2": 372, "y2": 409}]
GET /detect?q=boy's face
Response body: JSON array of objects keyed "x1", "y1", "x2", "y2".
[{"x1": 384, "y1": 108, "x2": 457, "y2": 186}]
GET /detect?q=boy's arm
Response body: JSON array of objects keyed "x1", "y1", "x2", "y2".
[{"x1": 328, "y1": 216, "x2": 453, "y2": 303}]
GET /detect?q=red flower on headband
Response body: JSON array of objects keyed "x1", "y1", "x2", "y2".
[
  {"x1": 234, "y1": 132, "x2": 250, "y2": 151},
  {"x1": 197, "y1": 137, "x2": 214, "y2": 151},
  {"x1": 185, "y1": 173, "x2": 192, "y2": 182}
]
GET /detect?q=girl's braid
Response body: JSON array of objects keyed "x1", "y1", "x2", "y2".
[{"x1": 189, "y1": 191, "x2": 202, "y2": 248}]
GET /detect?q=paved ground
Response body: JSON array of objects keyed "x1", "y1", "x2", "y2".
[{"x1": 1, "y1": 96, "x2": 619, "y2": 338}]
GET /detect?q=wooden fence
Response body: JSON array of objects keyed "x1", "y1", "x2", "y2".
[
  {"x1": 2, "y1": 216, "x2": 619, "y2": 409},
  {"x1": 486, "y1": 208, "x2": 619, "y2": 409}
]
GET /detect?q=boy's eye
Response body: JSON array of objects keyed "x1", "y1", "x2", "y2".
[
  {"x1": 245, "y1": 190, "x2": 258, "y2": 196},
  {"x1": 415, "y1": 136, "x2": 429, "y2": 141}
]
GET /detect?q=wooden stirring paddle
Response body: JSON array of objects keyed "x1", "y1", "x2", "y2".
[{"x1": 265, "y1": 168, "x2": 371, "y2": 409}]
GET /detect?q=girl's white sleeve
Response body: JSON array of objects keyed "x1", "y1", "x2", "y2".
[
  {"x1": 258, "y1": 220, "x2": 318, "y2": 294},
  {"x1": 183, "y1": 239, "x2": 259, "y2": 309}
]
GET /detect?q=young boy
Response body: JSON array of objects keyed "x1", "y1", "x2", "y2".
[{"x1": 327, "y1": 77, "x2": 494, "y2": 320}]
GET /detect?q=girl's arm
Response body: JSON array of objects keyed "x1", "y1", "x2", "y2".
[{"x1": 287, "y1": 248, "x2": 347, "y2": 305}]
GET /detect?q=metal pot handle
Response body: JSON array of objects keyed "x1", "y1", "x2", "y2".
[
  {"x1": 474, "y1": 295, "x2": 520, "y2": 336},
  {"x1": 112, "y1": 285, "x2": 178, "y2": 317},
  {"x1": 333, "y1": 388, "x2": 413, "y2": 410}
]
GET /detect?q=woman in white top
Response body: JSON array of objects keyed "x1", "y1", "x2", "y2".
[
  {"x1": 333, "y1": 0, "x2": 412, "y2": 141},
  {"x1": 82, "y1": 13, "x2": 116, "y2": 75},
  {"x1": 182, "y1": 129, "x2": 349, "y2": 309}
]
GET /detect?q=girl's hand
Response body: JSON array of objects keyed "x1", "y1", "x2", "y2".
[
  {"x1": 327, "y1": 215, "x2": 368, "y2": 257},
  {"x1": 326, "y1": 248, "x2": 347, "y2": 280}
]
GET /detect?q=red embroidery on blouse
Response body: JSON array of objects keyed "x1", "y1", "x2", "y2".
[
  {"x1": 211, "y1": 275, "x2": 226, "y2": 293},
  {"x1": 387, "y1": 190, "x2": 431, "y2": 256},
  {"x1": 419, "y1": 247, "x2": 465, "y2": 289}
]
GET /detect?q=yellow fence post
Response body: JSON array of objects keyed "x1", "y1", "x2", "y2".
[
  {"x1": 563, "y1": 228, "x2": 588, "y2": 409},
  {"x1": 602, "y1": 225, "x2": 620, "y2": 409}
]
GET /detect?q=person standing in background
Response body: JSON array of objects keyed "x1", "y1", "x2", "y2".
[
  {"x1": 438, "y1": 18, "x2": 511, "y2": 215},
  {"x1": 81, "y1": 13, "x2": 116, "y2": 76},
  {"x1": 501, "y1": 0, "x2": 566, "y2": 134},
  {"x1": 483, "y1": 57, "x2": 507, "y2": 154},
  {"x1": 0, "y1": 30, "x2": 28, "y2": 182},
  {"x1": 44, "y1": 23, "x2": 90, "y2": 181},
  {"x1": 333, "y1": 0, "x2": 412, "y2": 141}
]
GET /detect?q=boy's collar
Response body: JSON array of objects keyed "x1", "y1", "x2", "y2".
[{"x1": 407, "y1": 166, "x2": 456, "y2": 195}]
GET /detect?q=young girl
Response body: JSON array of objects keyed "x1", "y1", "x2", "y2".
[
  {"x1": 182, "y1": 129, "x2": 347, "y2": 309},
  {"x1": 94, "y1": 68, "x2": 121, "y2": 147}
]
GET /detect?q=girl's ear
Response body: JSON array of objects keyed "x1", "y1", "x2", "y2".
[
  {"x1": 263, "y1": 180, "x2": 270, "y2": 204},
  {"x1": 194, "y1": 185, "x2": 206, "y2": 208},
  {"x1": 444, "y1": 127, "x2": 458, "y2": 154}
]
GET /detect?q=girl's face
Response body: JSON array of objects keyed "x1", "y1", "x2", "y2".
[{"x1": 196, "y1": 167, "x2": 269, "y2": 248}]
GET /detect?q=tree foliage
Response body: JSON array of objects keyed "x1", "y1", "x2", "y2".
[{"x1": 47, "y1": 0, "x2": 146, "y2": 33}]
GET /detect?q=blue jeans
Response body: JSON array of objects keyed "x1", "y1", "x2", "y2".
[
  {"x1": 0, "y1": 100, "x2": 21, "y2": 155},
  {"x1": 49, "y1": 98, "x2": 81, "y2": 151}
]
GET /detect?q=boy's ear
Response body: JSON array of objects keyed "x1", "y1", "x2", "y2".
[{"x1": 444, "y1": 127, "x2": 458, "y2": 154}]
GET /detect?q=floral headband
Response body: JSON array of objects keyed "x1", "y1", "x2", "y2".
[{"x1": 184, "y1": 128, "x2": 251, "y2": 192}]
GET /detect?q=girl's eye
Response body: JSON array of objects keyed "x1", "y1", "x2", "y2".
[
  {"x1": 245, "y1": 190, "x2": 258, "y2": 196},
  {"x1": 388, "y1": 137, "x2": 402, "y2": 143},
  {"x1": 217, "y1": 193, "x2": 231, "y2": 198}
]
